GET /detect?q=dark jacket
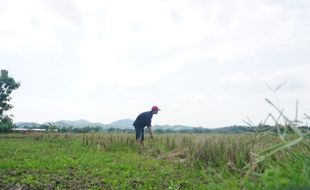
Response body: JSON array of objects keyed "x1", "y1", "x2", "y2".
[{"x1": 133, "y1": 111, "x2": 153, "y2": 128}]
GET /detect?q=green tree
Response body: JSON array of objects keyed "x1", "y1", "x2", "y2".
[
  {"x1": 47, "y1": 123, "x2": 59, "y2": 132},
  {"x1": 0, "y1": 115, "x2": 13, "y2": 133},
  {"x1": 0, "y1": 70, "x2": 20, "y2": 132}
]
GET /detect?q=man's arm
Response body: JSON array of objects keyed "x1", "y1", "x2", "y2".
[{"x1": 147, "y1": 126, "x2": 154, "y2": 139}]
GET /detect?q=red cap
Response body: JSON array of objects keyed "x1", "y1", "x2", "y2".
[{"x1": 151, "y1": 106, "x2": 161, "y2": 111}]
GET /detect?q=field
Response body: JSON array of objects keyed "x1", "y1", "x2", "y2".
[{"x1": 0, "y1": 132, "x2": 309, "y2": 190}]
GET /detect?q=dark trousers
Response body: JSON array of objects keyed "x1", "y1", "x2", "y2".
[{"x1": 134, "y1": 126, "x2": 144, "y2": 141}]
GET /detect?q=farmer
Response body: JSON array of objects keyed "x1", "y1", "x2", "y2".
[{"x1": 133, "y1": 106, "x2": 160, "y2": 147}]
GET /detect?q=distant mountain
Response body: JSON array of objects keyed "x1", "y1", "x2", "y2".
[
  {"x1": 44, "y1": 119, "x2": 103, "y2": 128},
  {"x1": 109, "y1": 119, "x2": 134, "y2": 129},
  {"x1": 14, "y1": 119, "x2": 196, "y2": 131},
  {"x1": 14, "y1": 119, "x2": 258, "y2": 133},
  {"x1": 15, "y1": 119, "x2": 197, "y2": 131},
  {"x1": 15, "y1": 119, "x2": 108, "y2": 129},
  {"x1": 15, "y1": 122, "x2": 41, "y2": 128}
]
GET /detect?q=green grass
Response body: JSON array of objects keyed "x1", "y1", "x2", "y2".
[{"x1": 0, "y1": 133, "x2": 309, "y2": 189}]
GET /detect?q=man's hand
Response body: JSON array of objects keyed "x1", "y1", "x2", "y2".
[{"x1": 148, "y1": 126, "x2": 154, "y2": 140}]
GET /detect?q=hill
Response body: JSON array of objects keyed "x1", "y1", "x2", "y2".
[
  {"x1": 109, "y1": 119, "x2": 134, "y2": 129},
  {"x1": 15, "y1": 119, "x2": 262, "y2": 133}
]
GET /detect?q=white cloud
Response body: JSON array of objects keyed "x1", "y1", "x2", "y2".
[
  {"x1": 0, "y1": 0, "x2": 82, "y2": 53},
  {"x1": 73, "y1": 0, "x2": 210, "y2": 89},
  {"x1": 1, "y1": 0, "x2": 310, "y2": 127},
  {"x1": 72, "y1": 0, "x2": 310, "y2": 89}
]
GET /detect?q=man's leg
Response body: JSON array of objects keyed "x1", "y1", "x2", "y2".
[
  {"x1": 135, "y1": 126, "x2": 143, "y2": 147},
  {"x1": 140, "y1": 129, "x2": 144, "y2": 148}
]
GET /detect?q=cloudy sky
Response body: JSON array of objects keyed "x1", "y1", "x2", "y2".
[{"x1": 1, "y1": 0, "x2": 310, "y2": 128}]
